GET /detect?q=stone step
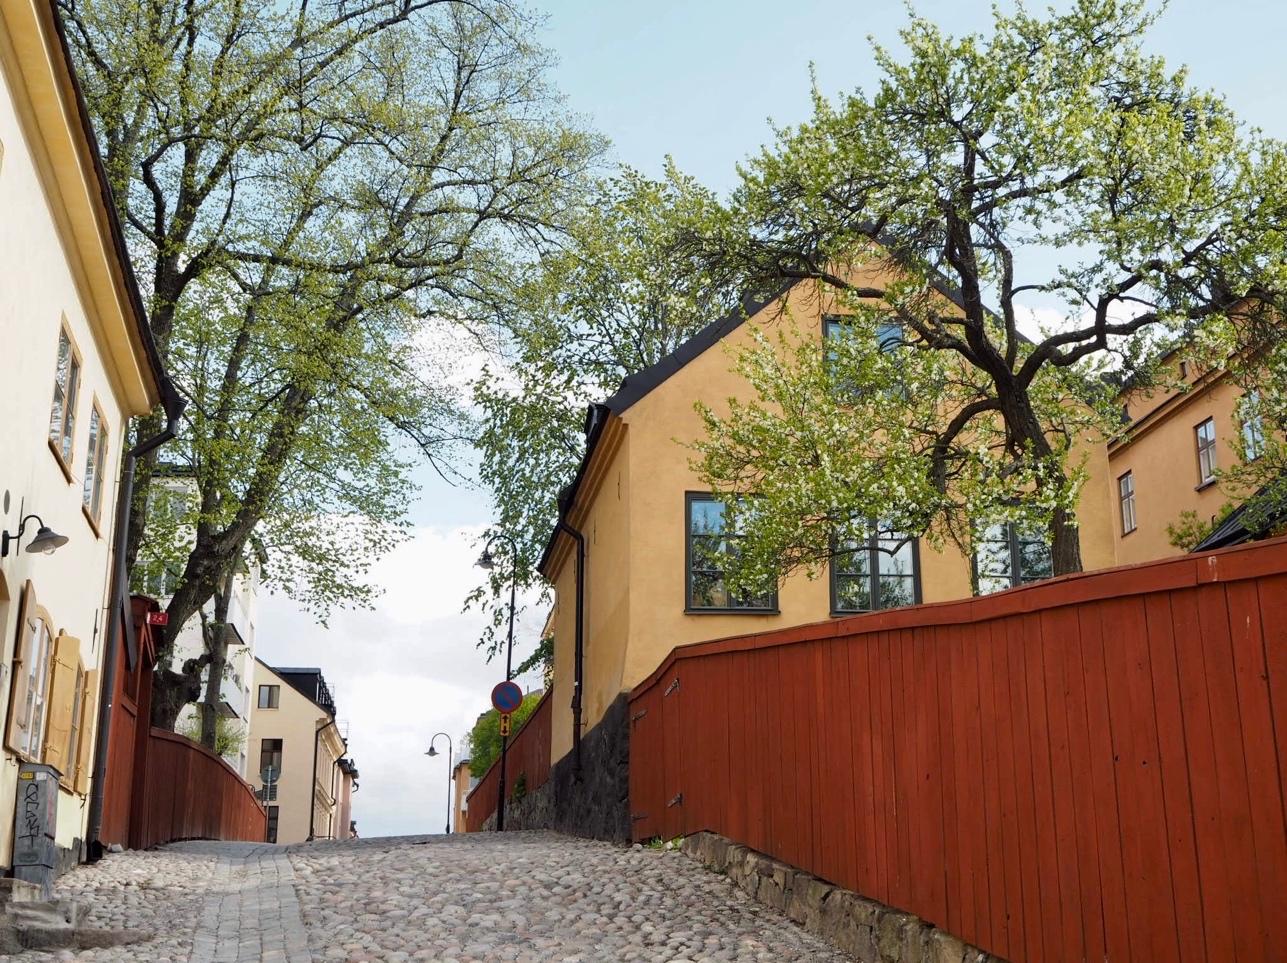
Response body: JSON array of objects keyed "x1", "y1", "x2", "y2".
[{"x1": 0, "y1": 878, "x2": 42, "y2": 906}]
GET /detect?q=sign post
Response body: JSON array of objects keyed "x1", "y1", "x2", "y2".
[{"x1": 490, "y1": 680, "x2": 524, "y2": 831}]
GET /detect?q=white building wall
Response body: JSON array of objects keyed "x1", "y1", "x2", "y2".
[{"x1": 0, "y1": 33, "x2": 131, "y2": 861}]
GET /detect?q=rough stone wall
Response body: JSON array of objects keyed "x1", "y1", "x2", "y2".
[
  {"x1": 681, "y1": 831, "x2": 1009, "y2": 963},
  {"x1": 478, "y1": 693, "x2": 630, "y2": 843}
]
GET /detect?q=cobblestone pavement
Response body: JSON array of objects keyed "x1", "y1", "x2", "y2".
[
  {"x1": 290, "y1": 831, "x2": 849, "y2": 962},
  {"x1": 18, "y1": 832, "x2": 847, "y2": 962}
]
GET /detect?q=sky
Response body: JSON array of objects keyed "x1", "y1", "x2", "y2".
[{"x1": 255, "y1": 0, "x2": 1287, "y2": 838}]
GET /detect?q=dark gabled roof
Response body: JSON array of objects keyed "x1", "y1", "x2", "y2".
[{"x1": 1192, "y1": 482, "x2": 1285, "y2": 552}]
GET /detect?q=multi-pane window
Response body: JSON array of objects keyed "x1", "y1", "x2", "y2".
[
  {"x1": 266, "y1": 805, "x2": 279, "y2": 844},
  {"x1": 1195, "y1": 417, "x2": 1217, "y2": 485},
  {"x1": 1242, "y1": 391, "x2": 1266, "y2": 461},
  {"x1": 831, "y1": 522, "x2": 919, "y2": 614},
  {"x1": 66, "y1": 665, "x2": 85, "y2": 774},
  {"x1": 686, "y1": 494, "x2": 776, "y2": 611},
  {"x1": 260, "y1": 738, "x2": 283, "y2": 778},
  {"x1": 49, "y1": 327, "x2": 81, "y2": 465},
  {"x1": 1118, "y1": 472, "x2": 1137, "y2": 535},
  {"x1": 258, "y1": 684, "x2": 280, "y2": 709},
  {"x1": 82, "y1": 405, "x2": 109, "y2": 522},
  {"x1": 974, "y1": 522, "x2": 1054, "y2": 595},
  {"x1": 19, "y1": 615, "x2": 54, "y2": 759},
  {"x1": 822, "y1": 316, "x2": 902, "y2": 351}
]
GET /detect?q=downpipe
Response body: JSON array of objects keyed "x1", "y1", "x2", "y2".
[{"x1": 556, "y1": 520, "x2": 586, "y2": 778}]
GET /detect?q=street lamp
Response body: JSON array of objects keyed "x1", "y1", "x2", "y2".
[
  {"x1": 477, "y1": 532, "x2": 519, "y2": 832},
  {"x1": 426, "y1": 732, "x2": 453, "y2": 835}
]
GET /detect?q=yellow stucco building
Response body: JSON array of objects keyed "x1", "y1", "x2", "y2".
[
  {"x1": 0, "y1": 0, "x2": 175, "y2": 870},
  {"x1": 532, "y1": 273, "x2": 1269, "y2": 836},
  {"x1": 248, "y1": 660, "x2": 352, "y2": 845}
]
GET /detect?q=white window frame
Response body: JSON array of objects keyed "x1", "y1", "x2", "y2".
[
  {"x1": 1195, "y1": 417, "x2": 1217, "y2": 485},
  {"x1": 1118, "y1": 472, "x2": 1137, "y2": 535}
]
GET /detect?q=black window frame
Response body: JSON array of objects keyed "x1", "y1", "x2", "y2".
[
  {"x1": 257, "y1": 684, "x2": 280, "y2": 709},
  {"x1": 1195, "y1": 417, "x2": 1217, "y2": 486},
  {"x1": 1118, "y1": 471, "x2": 1137, "y2": 535},
  {"x1": 972, "y1": 521, "x2": 1055, "y2": 595},
  {"x1": 259, "y1": 738, "x2": 283, "y2": 777},
  {"x1": 266, "y1": 805, "x2": 279, "y2": 844},
  {"x1": 684, "y1": 492, "x2": 778, "y2": 614},
  {"x1": 829, "y1": 522, "x2": 922, "y2": 616}
]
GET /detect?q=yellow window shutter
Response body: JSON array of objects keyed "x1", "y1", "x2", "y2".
[
  {"x1": 42, "y1": 633, "x2": 81, "y2": 777},
  {"x1": 4, "y1": 582, "x2": 37, "y2": 755},
  {"x1": 74, "y1": 670, "x2": 98, "y2": 795}
]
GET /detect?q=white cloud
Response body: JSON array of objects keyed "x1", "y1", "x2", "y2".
[{"x1": 255, "y1": 521, "x2": 548, "y2": 838}]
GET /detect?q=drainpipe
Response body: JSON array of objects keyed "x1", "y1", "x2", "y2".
[
  {"x1": 87, "y1": 384, "x2": 185, "y2": 861},
  {"x1": 556, "y1": 520, "x2": 586, "y2": 777},
  {"x1": 308, "y1": 719, "x2": 338, "y2": 841}
]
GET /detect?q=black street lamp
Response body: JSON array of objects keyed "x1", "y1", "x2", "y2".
[
  {"x1": 477, "y1": 532, "x2": 519, "y2": 832},
  {"x1": 426, "y1": 732, "x2": 453, "y2": 835}
]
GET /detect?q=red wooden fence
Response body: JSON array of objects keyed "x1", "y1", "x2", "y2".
[
  {"x1": 135, "y1": 728, "x2": 266, "y2": 849},
  {"x1": 630, "y1": 537, "x2": 1287, "y2": 963},
  {"x1": 465, "y1": 692, "x2": 553, "y2": 832}
]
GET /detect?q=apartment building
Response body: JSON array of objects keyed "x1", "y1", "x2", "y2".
[{"x1": 247, "y1": 660, "x2": 354, "y2": 844}]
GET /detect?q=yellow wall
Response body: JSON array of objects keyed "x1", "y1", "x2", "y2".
[
  {"x1": 545, "y1": 272, "x2": 1121, "y2": 764},
  {"x1": 247, "y1": 662, "x2": 339, "y2": 845},
  {"x1": 1110, "y1": 363, "x2": 1256, "y2": 565}
]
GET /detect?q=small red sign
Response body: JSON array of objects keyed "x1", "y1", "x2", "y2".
[{"x1": 147, "y1": 612, "x2": 169, "y2": 626}]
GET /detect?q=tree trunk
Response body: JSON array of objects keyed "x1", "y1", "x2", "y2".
[
  {"x1": 1049, "y1": 504, "x2": 1083, "y2": 576},
  {"x1": 199, "y1": 570, "x2": 235, "y2": 752}
]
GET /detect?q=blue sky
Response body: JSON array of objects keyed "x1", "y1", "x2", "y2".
[{"x1": 258, "y1": 0, "x2": 1287, "y2": 838}]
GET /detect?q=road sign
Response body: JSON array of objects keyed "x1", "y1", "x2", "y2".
[
  {"x1": 491, "y1": 680, "x2": 523, "y2": 714},
  {"x1": 499, "y1": 713, "x2": 511, "y2": 737}
]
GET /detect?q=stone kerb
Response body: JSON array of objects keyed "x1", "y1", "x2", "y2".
[{"x1": 681, "y1": 831, "x2": 1007, "y2": 963}]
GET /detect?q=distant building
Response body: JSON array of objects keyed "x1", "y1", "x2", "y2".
[
  {"x1": 247, "y1": 660, "x2": 353, "y2": 843},
  {"x1": 451, "y1": 757, "x2": 472, "y2": 833}
]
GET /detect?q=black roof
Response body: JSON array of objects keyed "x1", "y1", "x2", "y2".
[
  {"x1": 1192, "y1": 483, "x2": 1285, "y2": 552},
  {"x1": 269, "y1": 664, "x2": 337, "y2": 717}
]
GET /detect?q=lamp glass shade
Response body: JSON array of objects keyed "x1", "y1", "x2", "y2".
[
  {"x1": 26, "y1": 527, "x2": 68, "y2": 555},
  {"x1": 476, "y1": 549, "x2": 495, "y2": 571},
  {"x1": 426, "y1": 746, "x2": 439, "y2": 757}
]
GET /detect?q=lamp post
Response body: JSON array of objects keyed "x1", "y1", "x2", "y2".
[
  {"x1": 477, "y1": 532, "x2": 518, "y2": 832},
  {"x1": 426, "y1": 732, "x2": 453, "y2": 835}
]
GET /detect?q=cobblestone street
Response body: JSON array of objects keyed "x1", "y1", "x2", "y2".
[{"x1": 11, "y1": 832, "x2": 847, "y2": 962}]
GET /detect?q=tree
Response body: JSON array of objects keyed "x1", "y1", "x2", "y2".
[
  {"x1": 178, "y1": 713, "x2": 247, "y2": 761},
  {"x1": 686, "y1": 0, "x2": 1287, "y2": 585},
  {"x1": 466, "y1": 691, "x2": 543, "y2": 775},
  {"x1": 59, "y1": 0, "x2": 604, "y2": 727},
  {"x1": 468, "y1": 166, "x2": 738, "y2": 655}
]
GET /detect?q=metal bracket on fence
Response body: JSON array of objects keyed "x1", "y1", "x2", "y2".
[
  {"x1": 667, "y1": 792, "x2": 683, "y2": 808},
  {"x1": 631, "y1": 709, "x2": 648, "y2": 724},
  {"x1": 664, "y1": 677, "x2": 680, "y2": 697},
  {"x1": 631, "y1": 812, "x2": 648, "y2": 822}
]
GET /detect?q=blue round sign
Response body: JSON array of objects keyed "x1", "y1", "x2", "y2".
[{"x1": 491, "y1": 680, "x2": 523, "y2": 714}]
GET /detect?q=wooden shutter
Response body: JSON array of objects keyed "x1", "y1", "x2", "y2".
[
  {"x1": 74, "y1": 670, "x2": 98, "y2": 795},
  {"x1": 41, "y1": 633, "x2": 81, "y2": 778},
  {"x1": 5, "y1": 582, "x2": 37, "y2": 754}
]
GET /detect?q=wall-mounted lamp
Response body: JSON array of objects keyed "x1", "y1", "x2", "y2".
[{"x1": 1, "y1": 515, "x2": 69, "y2": 558}]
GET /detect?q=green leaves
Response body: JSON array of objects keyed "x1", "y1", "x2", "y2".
[{"x1": 691, "y1": 0, "x2": 1287, "y2": 585}]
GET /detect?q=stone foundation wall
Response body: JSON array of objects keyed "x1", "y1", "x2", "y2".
[{"x1": 681, "y1": 831, "x2": 1008, "y2": 963}]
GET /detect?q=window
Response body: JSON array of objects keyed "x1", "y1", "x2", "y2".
[
  {"x1": 1179, "y1": 360, "x2": 1189, "y2": 380},
  {"x1": 685, "y1": 494, "x2": 777, "y2": 612},
  {"x1": 49, "y1": 327, "x2": 81, "y2": 467},
  {"x1": 266, "y1": 805, "x2": 279, "y2": 844},
  {"x1": 260, "y1": 738, "x2": 283, "y2": 779},
  {"x1": 1118, "y1": 472, "x2": 1137, "y2": 535},
  {"x1": 18, "y1": 614, "x2": 54, "y2": 759},
  {"x1": 82, "y1": 404, "x2": 109, "y2": 524},
  {"x1": 974, "y1": 522, "x2": 1054, "y2": 595},
  {"x1": 258, "y1": 684, "x2": 280, "y2": 709},
  {"x1": 1242, "y1": 392, "x2": 1266, "y2": 461},
  {"x1": 1195, "y1": 417, "x2": 1217, "y2": 485},
  {"x1": 65, "y1": 664, "x2": 85, "y2": 778},
  {"x1": 831, "y1": 522, "x2": 919, "y2": 614}
]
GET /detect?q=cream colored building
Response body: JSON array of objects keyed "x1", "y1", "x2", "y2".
[
  {"x1": 0, "y1": 0, "x2": 174, "y2": 870},
  {"x1": 247, "y1": 660, "x2": 351, "y2": 844}
]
